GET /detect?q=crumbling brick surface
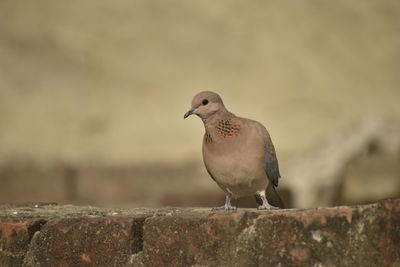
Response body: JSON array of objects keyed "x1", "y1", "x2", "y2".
[
  {"x1": 23, "y1": 217, "x2": 146, "y2": 266},
  {"x1": 0, "y1": 220, "x2": 45, "y2": 266},
  {"x1": 0, "y1": 199, "x2": 399, "y2": 267}
]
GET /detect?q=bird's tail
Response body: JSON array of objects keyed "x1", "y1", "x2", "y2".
[
  {"x1": 266, "y1": 183, "x2": 285, "y2": 208},
  {"x1": 255, "y1": 183, "x2": 285, "y2": 209}
]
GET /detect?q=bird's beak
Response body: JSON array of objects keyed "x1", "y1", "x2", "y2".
[{"x1": 184, "y1": 108, "x2": 194, "y2": 119}]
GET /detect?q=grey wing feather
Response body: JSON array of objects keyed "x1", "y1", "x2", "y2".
[{"x1": 264, "y1": 134, "x2": 281, "y2": 187}]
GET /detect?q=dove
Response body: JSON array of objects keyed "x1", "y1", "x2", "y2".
[{"x1": 184, "y1": 91, "x2": 285, "y2": 210}]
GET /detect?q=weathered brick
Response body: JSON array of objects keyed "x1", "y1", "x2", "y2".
[
  {"x1": 0, "y1": 220, "x2": 45, "y2": 266},
  {"x1": 143, "y1": 199, "x2": 400, "y2": 267},
  {"x1": 23, "y1": 217, "x2": 145, "y2": 267},
  {"x1": 0, "y1": 200, "x2": 399, "y2": 266}
]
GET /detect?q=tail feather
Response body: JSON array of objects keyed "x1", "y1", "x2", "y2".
[{"x1": 267, "y1": 183, "x2": 285, "y2": 208}]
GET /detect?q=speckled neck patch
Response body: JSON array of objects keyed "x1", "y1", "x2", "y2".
[
  {"x1": 216, "y1": 119, "x2": 240, "y2": 138},
  {"x1": 204, "y1": 132, "x2": 213, "y2": 143}
]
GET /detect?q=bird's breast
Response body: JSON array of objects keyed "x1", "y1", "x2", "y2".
[{"x1": 202, "y1": 125, "x2": 267, "y2": 197}]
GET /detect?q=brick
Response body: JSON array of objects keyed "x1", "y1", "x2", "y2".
[
  {"x1": 0, "y1": 220, "x2": 45, "y2": 266},
  {"x1": 0, "y1": 200, "x2": 399, "y2": 266},
  {"x1": 142, "y1": 199, "x2": 400, "y2": 267},
  {"x1": 23, "y1": 217, "x2": 145, "y2": 266}
]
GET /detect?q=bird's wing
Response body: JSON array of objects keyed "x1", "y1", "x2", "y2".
[{"x1": 264, "y1": 131, "x2": 281, "y2": 187}]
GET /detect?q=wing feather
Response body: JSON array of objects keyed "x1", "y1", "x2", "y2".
[{"x1": 264, "y1": 132, "x2": 281, "y2": 187}]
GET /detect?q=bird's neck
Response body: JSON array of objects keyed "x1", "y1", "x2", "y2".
[{"x1": 202, "y1": 109, "x2": 236, "y2": 136}]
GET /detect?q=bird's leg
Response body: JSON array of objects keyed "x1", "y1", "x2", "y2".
[
  {"x1": 212, "y1": 194, "x2": 237, "y2": 211},
  {"x1": 224, "y1": 194, "x2": 237, "y2": 210},
  {"x1": 256, "y1": 190, "x2": 280, "y2": 210}
]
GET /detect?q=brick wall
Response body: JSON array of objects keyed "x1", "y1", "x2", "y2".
[{"x1": 1, "y1": 199, "x2": 399, "y2": 266}]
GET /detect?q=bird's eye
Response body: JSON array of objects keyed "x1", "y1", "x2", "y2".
[{"x1": 202, "y1": 99, "x2": 209, "y2": 105}]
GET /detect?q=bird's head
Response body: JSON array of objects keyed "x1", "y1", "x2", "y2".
[{"x1": 184, "y1": 91, "x2": 226, "y2": 120}]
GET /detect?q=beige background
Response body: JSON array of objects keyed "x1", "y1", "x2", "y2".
[
  {"x1": 0, "y1": 1, "x2": 399, "y2": 207},
  {"x1": 1, "y1": 1, "x2": 399, "y2": 166}
]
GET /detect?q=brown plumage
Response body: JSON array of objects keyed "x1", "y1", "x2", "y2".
[{"x1": 184, "y1": 91, "x2": 285, "y2": 210}]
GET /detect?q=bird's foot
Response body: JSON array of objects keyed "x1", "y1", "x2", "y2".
[
  {"x1": 212, "y1": 195, "x2": 237, "y2": 211},
  {"x1": 257, "y1": 204, "x2": 280, "y2": 210},
  {"x1": 212, "y1": 204, "x2": 237, "y2": 211},
  {"x1": 225, "y1": 204, "x2": 237, "y2": 211}
]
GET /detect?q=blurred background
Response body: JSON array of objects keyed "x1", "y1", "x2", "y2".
[{"x1": 1, "y1": 0, "x2": 399, "y2": 208}]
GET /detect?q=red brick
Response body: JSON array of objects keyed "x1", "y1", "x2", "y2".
[
  {"x1": 23, "y1": 217, "x2": 145, "y2": 266},
  {"x1": 142, "y1": 199, "x2": 400, "y2": 266},
  {"x1": 0, "y1": 220, "x2": 45, "y2": 266}
]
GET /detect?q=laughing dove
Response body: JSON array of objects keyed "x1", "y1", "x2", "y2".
[{"x1": 184, "y1": 91, "x2": 285, "y2": 210}]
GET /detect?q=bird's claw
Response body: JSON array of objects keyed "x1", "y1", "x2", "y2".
[
  {"x1": 257, "y1": 204, "x2": 280, "y2": 210},
  {"x1": 212, "y1": 205, "x2": 237, "y2": 211},
  {"x1": 225, "y1": 205, "x2": 237, "y2": 211}
]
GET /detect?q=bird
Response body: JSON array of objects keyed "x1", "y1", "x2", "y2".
[{"x1": 184, "y1": 91, "x2": 285, "y2": 210}]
